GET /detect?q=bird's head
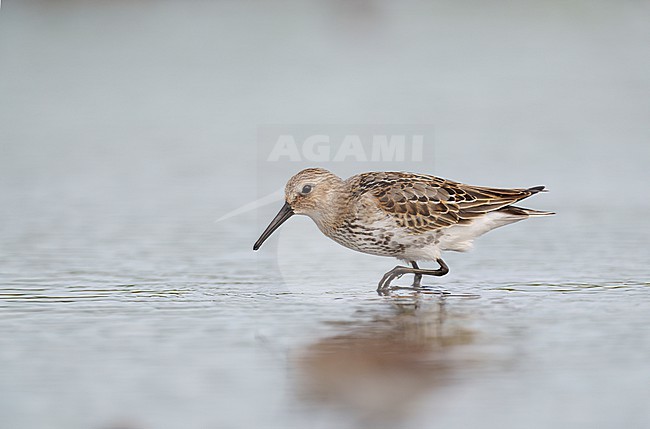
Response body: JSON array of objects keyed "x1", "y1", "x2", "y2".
[{"x1": 253, "y1": 168, "x2": 343, "y2": 250}]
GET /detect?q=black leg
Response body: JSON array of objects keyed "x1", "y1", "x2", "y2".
[
  {"x1": 377, "y1": 258, "x2": 449, "y2": 292},
  {"x1": 411, "y1": 261, "x2": 422, "y2": 287}
]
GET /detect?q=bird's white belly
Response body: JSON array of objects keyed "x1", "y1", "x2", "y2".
[
  {"x1": 438, "y1": 211, "x2": 525, "y2": 252},
  {"x1": 323, "y1": 208, "x2": 526, "y2": 262}
]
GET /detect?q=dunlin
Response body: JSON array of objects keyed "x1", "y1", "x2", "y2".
[{"x1": 254, "y1": 168, "x2": 553, "y2": 292}]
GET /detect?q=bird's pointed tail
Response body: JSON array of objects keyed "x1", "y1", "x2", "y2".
[{"x1": 499, "y1": 206, "x2": 556, "y2": 217}]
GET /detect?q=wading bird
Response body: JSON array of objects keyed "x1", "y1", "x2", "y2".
[{"x1": 254, "y1": 168, "x2": 553, "y2": 293}]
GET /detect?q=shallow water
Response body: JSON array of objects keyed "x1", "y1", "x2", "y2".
[{"x1": 2, "y1": 1, "x2": 650, "y2": 429}]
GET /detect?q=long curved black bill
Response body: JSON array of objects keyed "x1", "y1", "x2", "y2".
[{"x1": 253, "y1": 202, "x2": 294, "y2": 250}]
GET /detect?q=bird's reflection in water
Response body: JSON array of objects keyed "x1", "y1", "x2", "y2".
[{"x1": 295, "y1": 290, "x2": 481, "y2": 423}]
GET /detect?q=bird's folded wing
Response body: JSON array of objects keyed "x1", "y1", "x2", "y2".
[{"x1": 350, "y1": 172, "x2": 542, "y2": 233}]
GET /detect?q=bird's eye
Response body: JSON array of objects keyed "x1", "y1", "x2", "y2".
[{"x1": 301, "y1": 184, "x2": 313, "y2": 194}]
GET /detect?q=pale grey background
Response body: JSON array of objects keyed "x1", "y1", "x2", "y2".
[{"x1": 1, "y1": 1, "x2": 649, "y2": 429}]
